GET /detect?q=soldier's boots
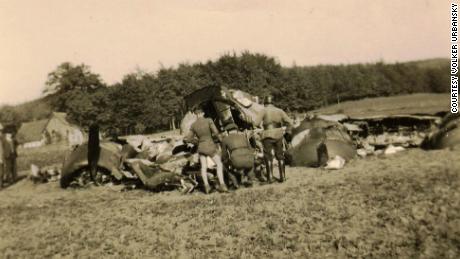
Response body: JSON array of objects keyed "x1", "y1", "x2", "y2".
[
  {"x1": 0, "y1": 167, "x2": 4, "y2": 189},
  {"x1": 278, "y1": 159, "x2": 286, "y2": 183},
  {"x1": 227, "y1": 172, "x2": 240, "y2": 189},
  {"x1": 259, "y1": 175, "x2": 267, "y2": 182},
  {"x1": 241, "y1": 174, "x2": 253, "y2": 187},
  {"x1": 204, "y1": 184, "x2": 211, "y2": 194},
  {"x1": 216, "y1": 184, "x2": 229, "y2": 193},
  {"x1": 265, "y1": 159, "x2": 275, "y2": 184},
  {"x1": 245, "y1": 169, "x2": 255, "y2": 187},
  {"x1": 257, "y1": 165, "x2": 267, "y2": 182}
]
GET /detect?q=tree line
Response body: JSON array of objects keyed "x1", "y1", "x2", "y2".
[{"x1": 0, "y1": 52, "x2": 449, "y2": 134}]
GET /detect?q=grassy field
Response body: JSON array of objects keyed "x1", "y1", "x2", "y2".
[
  {"x1": 0, "y1": 147, "x2": 459, "y2": 258},
  {"x1": 16, "y1": 143, "x2": 71, "y2": 172},
  {"x1": 313, "y1": 93, "x2": 450, "y2": 117}
]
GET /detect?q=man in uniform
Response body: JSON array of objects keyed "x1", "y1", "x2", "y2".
[
  {"x1": 0, "y1": 127, "x2": 5, "y2": 189},
  {"x1": 4, "y1": 133, "x2": 18, "y2": 184},
  {"x1": 184, "y1": 108, "x2": 227, "y2": 193},
  {"x1": 221, "y1": 123, "x2": 255, "y2": 188},
  {"x1": 260, "y1": 96, "x2": 294, "y2": 183}
]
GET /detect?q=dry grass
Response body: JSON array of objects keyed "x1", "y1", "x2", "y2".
[{"x1": 1, "y1": 148, "x2": 459, "y2": 258}]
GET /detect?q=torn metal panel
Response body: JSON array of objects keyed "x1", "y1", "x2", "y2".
[
  {"x1": 422, "y1": 113, "x2": 460, "y2": 149},
  {"x1": 60, "y1": 135, "x2": 198, "y2": 191},
  {"x1": 182, "y1": 86, "x2": 264, "y2": 131},
  {"x1": 60, "y1": 141, "x2": 124, "y2": 188},
  {"x1": 316, "y1": 114, "x2": 349, "y2": 122},
  {"x1": 127, "y1": 160, "x2": 184, "y2": 190},
  {"x1": 341, "y1": 113, "x2": 441, "y2": 148}
]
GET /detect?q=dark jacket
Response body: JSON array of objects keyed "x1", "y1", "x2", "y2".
[
  {"x1": 261, "y1": 104, "x2": 294, "y2": 140},
  {"x1": 185, "y1": 117, "x2": 221, "y2": 156},
  {"x1": 221, "y1": 132, "x2": 254, "y2": 169}
]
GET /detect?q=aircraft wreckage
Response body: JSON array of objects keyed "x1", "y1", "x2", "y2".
[
  {"x1": 56, "y1": 86, "x2": 458, "y2": 191},
  {"x1": 59, "y1": 86, "x2": 269, "y2": 191},
  {"x1": 421, "y1": 113, "x2": 460, "y2": 149}
]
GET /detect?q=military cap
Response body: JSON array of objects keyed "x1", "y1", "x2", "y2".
[{"x1": 264, "y1": 95, "x2": 273, "y2": 105}]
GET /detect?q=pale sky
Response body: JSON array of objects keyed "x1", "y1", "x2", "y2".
[{"x1": 0, "y1": 0, "x2": 450, "y2": 105}]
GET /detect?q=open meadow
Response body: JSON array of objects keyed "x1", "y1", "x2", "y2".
[
  {"x1": 0, "y1": 147, "x2": 459, "y2": 258},
  {"x1": 313, "y1": 93, "x2": 450, "y2": 117}
]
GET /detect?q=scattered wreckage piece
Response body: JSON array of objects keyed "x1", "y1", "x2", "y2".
[
  {"x1": 123, "y1": 135, "x2": 181, "y2": 161},
  {"x1": 29, "y1": 164, "x2": 61, "y2": 183},
  {"x1": 312, "y1": 113, "x2": 442, "y2": 151},
  {"x1": 286, "y1": 112, "x2": 445, "y2": 168},
  {"x1": 344, "y1": 114, "x2": 440, "y2": 149},
  {"x1": 183, "y1": 86, "x2": 265, "y2": 131},
  {"x1": 286, "y1": 117, "x2": 357, "y2": 167},
  {"x1": 60, "y1": 142, "x2": 125, "y2": 188},
  {"x1": 126, "y1": 158, "x2": 197, "y2": 193},
  {"x1": 383, "y1": 145, "x2": 406, "y2": 155},
  {"x1": 59, "y1": 135, "x2": 198, "y2": 192},
  {"x1": 324, "y1": 155, "x2": 346, "y2": 170},
  {"x1": 421, "y1": 113, "x2": 460, "y2": 149}
]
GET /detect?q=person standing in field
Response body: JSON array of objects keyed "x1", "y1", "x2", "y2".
[
  {"x1": 0, "y1": 128, "x2": 5, "y2": 189},
  {"x1": 184, "y1": 108, "x2": 228, "y2": 194},
  {"x1": 4, "y1": 133, "x2": 18, "y2": 184},
  {"x1": 260, "y1": 95, "x2": 294, "y2": 183}
]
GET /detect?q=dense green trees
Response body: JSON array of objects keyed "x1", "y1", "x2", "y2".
[
  {"x1": 0, "y1": 54, "x2": 450, "y2": 134},
  {"x1": 44, "y1": 62, "x2": 106, "y2": 95},
  {"x1": 44, "y1": 62, "x2": 107, "y2": 116},
  {"x1": 0, "y1": 106, "x2": 19, "y2": 127}
]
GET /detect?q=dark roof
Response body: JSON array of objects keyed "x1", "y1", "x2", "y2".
[{"x1": 16, "y1": 119, "x2": 48, "y2": 144}]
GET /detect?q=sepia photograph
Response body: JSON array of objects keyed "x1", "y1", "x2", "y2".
[{"x1": 0, "y1": 0, "x2": 458, "y2": 258}]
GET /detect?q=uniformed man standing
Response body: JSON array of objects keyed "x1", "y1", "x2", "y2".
[
  {"x1": 4, "y1": 133, "x2": 18, "y2": 184},
  {"x1": 0, "y1": 128, "x2": 5, "y2": 189},
  {"x1": 221, "y1": 123, "x2": 255, "y2": 188},
  {"x1": 184, "y1": 108, "x2": 228, "y2": 194},
  {"x1": 260, "y1": 96, "x2": 294, "y2": 183}
]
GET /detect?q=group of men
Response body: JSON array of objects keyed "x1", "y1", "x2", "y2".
[
  {"x1": 185, "y1": 95, "x2": 293, "y2": 193},
  {"x1": 0, "y1": 127, "x2": 18, "y2": 189}
]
